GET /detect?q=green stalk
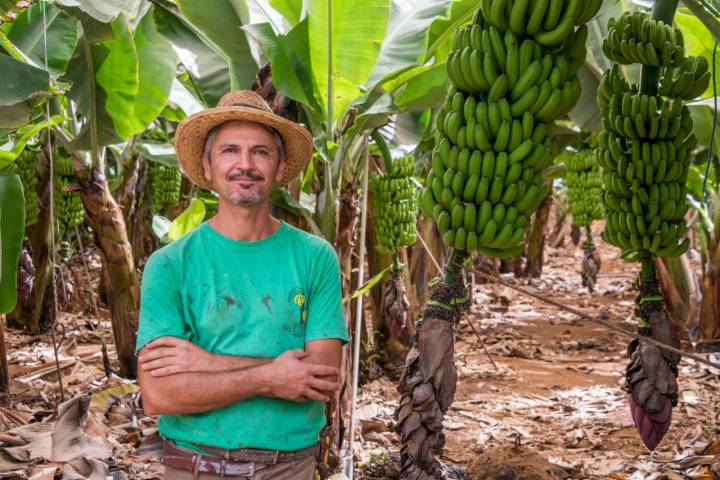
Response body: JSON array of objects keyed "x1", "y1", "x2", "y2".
[
  {"x1": 371, "y1": 129, "x2": 392, "y2": 174},
  {"x1": 639, "y1": 0, "x2": 681, "y2": 96},
  {"x1": 639, "y1": 255, "x2": 657, "y2": 284},
  {"x1": 636, "y1": 0, "x2": 680, "y2": 323},
  {"x1": 443, "y1": 249, "x2": 466, "y2": 285}
]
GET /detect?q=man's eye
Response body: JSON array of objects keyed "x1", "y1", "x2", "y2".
[{"x1": 256, "y1": 150, "x2": 269, "y2": 156}]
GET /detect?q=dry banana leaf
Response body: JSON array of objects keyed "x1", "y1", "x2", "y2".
[
  {"x1": 395, "y1": 280, "x2": 468, "y2": 480},
  {"x1": 581, "y1": 238, "x2": 601, "y2": 292},
  {"x1": 383, "y1": 273, "x2": 410, "y2": 338}
]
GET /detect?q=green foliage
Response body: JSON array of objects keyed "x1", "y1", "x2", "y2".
[
  {"x1": 0, "y1": 116, "x2": 63, "y2": 168},
  {"x1": 168, "y1": 197, "x2": 205, "y2": 241},
  {"x1": 176, "y1": 0, "x2": 255, "y2": 91},
  {"x1": 306, "y1": 0, "x2": 391, "y2": 123},
  {"x1": 6, "y1": 2, "x2": 79, "y2": 77},
  {"x1": 0, "y1": 173, "x2": 25, "y2": 313}
]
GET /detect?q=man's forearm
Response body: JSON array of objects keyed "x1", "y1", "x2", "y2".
[
  {"x1": 210, "y1": 354, "x2": 271, "y2": 372},
  {"x1": 140, "y1": 364, "x2": 269, "y2": 415}
]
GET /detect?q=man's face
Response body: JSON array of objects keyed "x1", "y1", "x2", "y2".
[{"x1": 202, "y1": 120, "x2": 285, "y2": 206}]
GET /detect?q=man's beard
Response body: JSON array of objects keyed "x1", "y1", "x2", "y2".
[
  {"x1": 226, "y1": 169, "x2": 267, "y2": 205},
  {"x1": 228, "y1": 189, "x2": 264, "y2": 205}
]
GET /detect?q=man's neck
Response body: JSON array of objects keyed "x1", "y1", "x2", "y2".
[{"x1": 208, "y1": 201, "x2": 280, "y2": 241}]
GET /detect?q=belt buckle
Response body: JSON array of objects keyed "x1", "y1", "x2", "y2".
[
  {"x1": 272, "y1": 450, "x2": 280, "y2": 465},
  {"x1": 247, "y1": 462, "x2": 255, "y2": 477}
]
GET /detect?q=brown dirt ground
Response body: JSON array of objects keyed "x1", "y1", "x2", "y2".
[
  {"x1": 1, "y1": 221, "x2": 718, "y2": 479},
  {"x1": 355, "y1": 222, "x2": 720, "y2": 479}
]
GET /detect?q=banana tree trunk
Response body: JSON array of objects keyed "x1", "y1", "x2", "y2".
[
  {"x1": 320, "y1": 178, "x2": 360, "y2": 470},
  {"x1": 582, "y1": 227, "x2": 601, "y2": 292},
  {"x1": 78, "y1": 168, "x2": 139, "y2": 378},
  {"x1": 698, "y1": 261, "x2": 720, "y2": 341},
  {"x1": 116, "y1": 153, "x2": 151, "y2": 265},
  {"x1": 9, "y1": 153, "x2": 54, "y2": 333},
  {"x1": 408, "y1": 216, "x2": 444, "y2": 304},
  {"x1": 499, "y1": 256, "x2": 521, "y2": 274},
  {"x1": 524, "y1": 183, "x2": 553, "y2": 278},
  {"x1": 366, "y1": 193, "x2": 392, "y2": 339},
  {"x1": 395, "y1": 250, "x2": 467, "y2": 480},
  {"x1": 656, "y1": 256, "x2": 698, "y2": 334},
  {"x1": 698, "y1": 218, "x2": 720, "y2": 342},
  {"x1": 0, "y1": 316, "x2": 8, "y2": 393}
]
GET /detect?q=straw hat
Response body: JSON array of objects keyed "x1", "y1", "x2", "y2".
[{"x1": 175, "y1": 91, "x2": 313, "y2": 191}]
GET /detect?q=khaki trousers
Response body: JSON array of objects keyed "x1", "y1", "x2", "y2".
[{"x1": 163, "y1": 456, "x2": 316, "y2": 479}]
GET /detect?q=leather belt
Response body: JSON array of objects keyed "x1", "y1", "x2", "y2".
[{"x1": 162, "y1": 441, "x2": 319, "y2": 477}]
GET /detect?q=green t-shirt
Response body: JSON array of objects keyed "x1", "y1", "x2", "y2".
[{"x1": 136, "y1": 220, "x2": 348, "y2": 452}]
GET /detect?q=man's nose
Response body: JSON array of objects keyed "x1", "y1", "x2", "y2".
[{"x1": 232, "y1": 149, "x2": 255, "y2": 170}]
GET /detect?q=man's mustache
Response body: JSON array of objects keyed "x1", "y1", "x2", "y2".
[{"x1": 227, "y1": 170, "x2": 264, "y2": 182}]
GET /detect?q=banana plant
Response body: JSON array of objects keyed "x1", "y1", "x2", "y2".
[
  {"x1": 580, "y1": 0, "x2": 720, "y2": 344},
  {"x1": 243, "y1": 0, "x2": 479, "y2": 243},
  {"x1": 0, "y1": 0, "x2": 180, "y2": 377}
]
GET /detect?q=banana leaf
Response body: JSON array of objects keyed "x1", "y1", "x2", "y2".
[
  {"x1": 0, "y1": 174, "x2": 24, "y2": 313},
  {"x1": 6, "y1": 2, "x2": 79, "y2": 77}
]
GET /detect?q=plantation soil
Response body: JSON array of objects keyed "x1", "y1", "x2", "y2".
[
  {"x1": 466, "y1": 446, "x2": 567, "y2": 480},
  {"x1": 356, "y1": 222, "x2": 719, "y2": 479},
  {"x1": 0, "y1": 222, "x2": 717, "y2": 479}
]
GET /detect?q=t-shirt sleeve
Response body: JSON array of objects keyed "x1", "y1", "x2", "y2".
[
  {"x1": 304, "y1": 243, "x2": 349, "y2": 344},
  {"x1": 135, "y1": 252, "x2": 191, "y2": 353}
]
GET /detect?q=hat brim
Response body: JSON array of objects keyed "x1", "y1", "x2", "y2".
[{"x1": 175, "y1": 107, "x2": 313, "y2": 191}]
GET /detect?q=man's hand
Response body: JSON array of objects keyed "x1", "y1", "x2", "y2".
[
  {"x1": 259, "y1": 350, "x2": 339, "y2": 402},
  {"x1": 139, "y1": 337, "x2": 217, "y2": 376}
]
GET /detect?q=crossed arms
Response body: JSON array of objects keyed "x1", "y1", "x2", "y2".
[{"x1": 138, "y1": 337, "x2": 342, "y2": 415}]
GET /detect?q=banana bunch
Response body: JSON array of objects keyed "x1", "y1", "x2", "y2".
[
  {"x1": 55, "y1": 155, "x2": 74, "y2": 176},
  {"x1": 371, "y1": 155, "x2": 418, "y2": 255},
  {"x1": 53, "y1": 156, "x2": 85, "y2": 236},
  {"x1": 421, "y1": 2, "x2": 600, "y2": 258},
  {"x1": 149, "y1": 163, "x2": 182, "y2": 214},
  {"x1": 658, "y1": 56, "x2": 711, "y2": 100},
  {"x1": 15, "y1": 148, "x2": 40, "y2": 226},
  {"x1": 480, "y1": 0, "x2": 602, "y2": 45},
  {"x1": 598, "y1": 14, "x2": 699, "y2": 261},
  {"x1": 565, "y1": 149, "x2": 603, "y2": 228},
  {"x1": 599, "y1": 70, "x2": 694, "y2": 142},
  {"x1": 603, "y1": 11, "x2": 685, "y2": 67}
]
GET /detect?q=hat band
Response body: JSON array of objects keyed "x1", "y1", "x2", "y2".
[{"x1": 230, "y1": 102, "x2": 266, "y2": 111}]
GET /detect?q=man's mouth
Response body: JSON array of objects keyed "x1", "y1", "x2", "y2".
[
  {"x1": 228, "y1": 174, "x2": 264, "y2": 183},
  {"x1": 236, "y1": 181, "x2": 257, "y2": 189}
]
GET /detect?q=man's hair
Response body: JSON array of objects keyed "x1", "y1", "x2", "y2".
[{"x1": 203, "y1": 120, "x2": 285, "y2": 163}]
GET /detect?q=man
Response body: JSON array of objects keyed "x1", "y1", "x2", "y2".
[{"x1": 136, "y1": 91, "x2": 348, "y2": 479}]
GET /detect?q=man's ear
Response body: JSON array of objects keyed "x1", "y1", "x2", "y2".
[
  {"x1": 202, "y1": 154, "x2": 212, "y2": 182},
  {"x1": 275, "y1": 157, "x2": 286, "y2": 183}
]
